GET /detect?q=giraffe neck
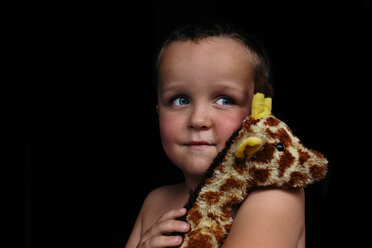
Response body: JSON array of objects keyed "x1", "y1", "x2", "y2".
[
  {"x1": 194, "y1": 159, "x2": 253, "y2": 218},
  {"x1": 180, "y1": 160, "x2": 254, "y2": 248},
  {"x1": 179, "y1": 128, "x2": 254, "y2": 248}
]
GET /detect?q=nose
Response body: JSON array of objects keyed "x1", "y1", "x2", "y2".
[{"x1": 188, "y1": 104, "x2": 212, "y2": 130}]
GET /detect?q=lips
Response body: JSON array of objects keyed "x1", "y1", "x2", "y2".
[
  {"x1": 188, "y1": 141, "x2": 212, "y2": 145},
  {"x1": 186, "y1": 140, "x2": 215, "y2": 149}
]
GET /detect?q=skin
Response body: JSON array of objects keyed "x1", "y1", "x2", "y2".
[{"x1": 126, "y1": 37, "x2": 305, "y2": 248}]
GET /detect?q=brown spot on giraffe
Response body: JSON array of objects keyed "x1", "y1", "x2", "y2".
[
  {"x1": 264, "y1": 116, "x2": 281, "y2": 126},
  {"x1": 236, "y1": 119, "x2": 256, "y2": 140},
  {"x1": 245, "y1": 117, "x2": 260, "y2": 126},
  {"x1": 232, "y1": 159, "x2": 246, "y2": 175},
  {"x1": 219, "y1": 177, "x2": 244, "y2": 191},
  {"x1": 287, "y1": 171, "x2": 307, "y2": 187},
  {"x1": 200, "y1": 191, "x2": 222, "y2": 205},
  {"x1": 265, "y1": 128, "x2": 275, "y2": 138},
  {"x1": 186, "y1": 231, "x2": 214, "y2": 248},
  {"x1": 187, "y1": 205, "x2": 203, "y2": 226},
  {"x1": 298, "y1": 149, "x2": 310, "y2": 165},
  {"x1": 225, "y1": 195, "x2": 242, "y2": 206},
  {"x1": 278, "y1": 150, "x2": 295, "y2": 177},
  {"x1": 265, "y1": 127, "x2": 293, "y2": 149},
  {"x1": 249, "y1": 166, "x2": 271, "y2": 184},
  {"x1": 277, "y1": 128, "x2": 293, "y2": 147},
  {"x1": 253, "y1": 142, "x2": 275, "y2": 163},
  {"x1": 310, "y1": 164, "x2": 326, "y2": 178}
]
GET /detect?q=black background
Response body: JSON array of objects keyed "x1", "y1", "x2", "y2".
[{"x1": 15, "y1": 1, "x2": 370, "y2": 247}]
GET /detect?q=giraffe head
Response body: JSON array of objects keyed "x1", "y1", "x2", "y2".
[{"x1": 229, "y1": 93, "x2": 327, "y2": 188}]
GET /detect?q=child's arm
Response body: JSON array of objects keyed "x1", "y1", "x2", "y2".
[
  {"x1": 126, "y1": 207, "x2": 143, "y2": 248},
  {"x1": 222, "y1": 188, "x2": 305, "y2": 248}
]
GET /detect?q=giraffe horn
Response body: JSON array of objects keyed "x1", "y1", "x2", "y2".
[
  {"x1": 235, "y1": 137, "x2": 262, "y2": 159},
  {"x1": 251, "y1": 93, "x2": 272, "y2": 119}
]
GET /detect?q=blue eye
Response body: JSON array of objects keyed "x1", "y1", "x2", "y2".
[
  {"x1": 216, "y1": 97, "x2": 234, "y2": 106},
  {"x1": 173, "y1": 96, "x2": 190, "y2": 106}
]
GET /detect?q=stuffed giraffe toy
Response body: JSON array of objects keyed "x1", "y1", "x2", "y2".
[{"x1": 177, "y1": 93, "x2": 328, "y2": 248}]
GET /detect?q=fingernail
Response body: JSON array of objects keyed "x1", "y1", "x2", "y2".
[
  {"x1": 180, "y1": 208, "x2": 186, "y2": 214},
  {"x1": 174, "y1": 236, "x2": 181, "y2": 243},
  {"x1": 182, "y1": 223, "x2": 189, "y2": 231}
]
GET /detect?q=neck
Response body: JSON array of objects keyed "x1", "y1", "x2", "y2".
[{"x1": 183, "y1": 173, "x2": 203, "y2": 193}]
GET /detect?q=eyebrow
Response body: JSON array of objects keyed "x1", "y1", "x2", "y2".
[
  {"x1": 210, "y1": 82, "x2": 245, "y2": 93},
  {"x1": 159, "y1": 83, "x2": 186, "y2": 94},
  {"x1": 159, "y1": 81, "x2": 249, "y2": 99}
]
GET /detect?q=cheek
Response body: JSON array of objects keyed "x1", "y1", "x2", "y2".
[
  {"x1": 158, "y1": 112, "x2": 183, "y2": 149},
  {"x1": 215, "y1": 111, "x2": 248, "y2": 151}
]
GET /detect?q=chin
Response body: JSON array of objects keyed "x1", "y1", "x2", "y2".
[
  {"x1": 169, "y1": 150, "x2": 217, "y2": 177},
  {"x1": 183, "y1": 159, "x2": 213, "y2": 177}
]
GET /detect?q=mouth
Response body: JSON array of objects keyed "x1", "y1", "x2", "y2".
[{"x1": 185, "y1": 140, "x2": 216, "y2": 149}]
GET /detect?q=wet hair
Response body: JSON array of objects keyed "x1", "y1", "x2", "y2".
[{"x1": 155, "y1": 22, "x2": 274, "y2": 97}]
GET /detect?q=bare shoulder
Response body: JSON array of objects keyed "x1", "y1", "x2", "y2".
[
  {"x1": 142, "y1": 183, "x2": 187, "y2": 212},
  {"x1": 145, "y1": 184, "x2": 185, "y2": 203},
  {"x1": 223, "y1": 188, "x2": 305, "y2": 248}
]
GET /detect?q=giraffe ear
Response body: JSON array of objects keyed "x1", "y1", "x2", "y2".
[
  {"x1": 235, "y1": 137, "x2": 262, "y2": 159},
  {"x1": 251, "y1": 93, "x2": 272, "y2": 119}
]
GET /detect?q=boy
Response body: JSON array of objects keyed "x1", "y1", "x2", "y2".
[{"x1": 126, "y1": 22, "x2": 305, "y2": 248}]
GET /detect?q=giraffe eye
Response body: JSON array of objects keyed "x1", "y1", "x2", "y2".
[{"x1": 275, "y1": 143, "x2": 285, "y2": 151}]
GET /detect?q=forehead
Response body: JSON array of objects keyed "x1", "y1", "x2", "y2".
[{"x1": 158, "y1": 37, "x2": 255, "y2": 89}]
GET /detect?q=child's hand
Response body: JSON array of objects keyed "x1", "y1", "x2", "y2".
[{"x1": 137, "y1": 208, "x2": 190, "y2": 248}]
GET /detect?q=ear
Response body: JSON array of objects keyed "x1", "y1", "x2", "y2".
[{"x1": 234, "y1": 137, "x2": 263, "y2": 159}]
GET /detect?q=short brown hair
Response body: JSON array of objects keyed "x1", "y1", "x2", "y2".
[{"x1": 155, "y1": 22, "x2": 274, "y2": 97}]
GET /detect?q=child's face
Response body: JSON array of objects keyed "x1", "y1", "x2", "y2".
[{"x1": 157, "y1": 37, "x2": 254, "y2": 180}]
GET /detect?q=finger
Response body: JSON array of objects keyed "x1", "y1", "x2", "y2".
[
  {"x1": 140, "y1": 214, "x2": 189, "y2": 241},
  {"x1": 140, "y1": 208, "x2": 188, "y2": 244},
  {"x1": 158, "y1": 208, "x2": 187, "y2": 222},
  {"x1": 142, "y1": 235, "x2": 183, "y2": 248},
  {"x1": 156, "y1": 220, "x2": 190, "y2": 235}
]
